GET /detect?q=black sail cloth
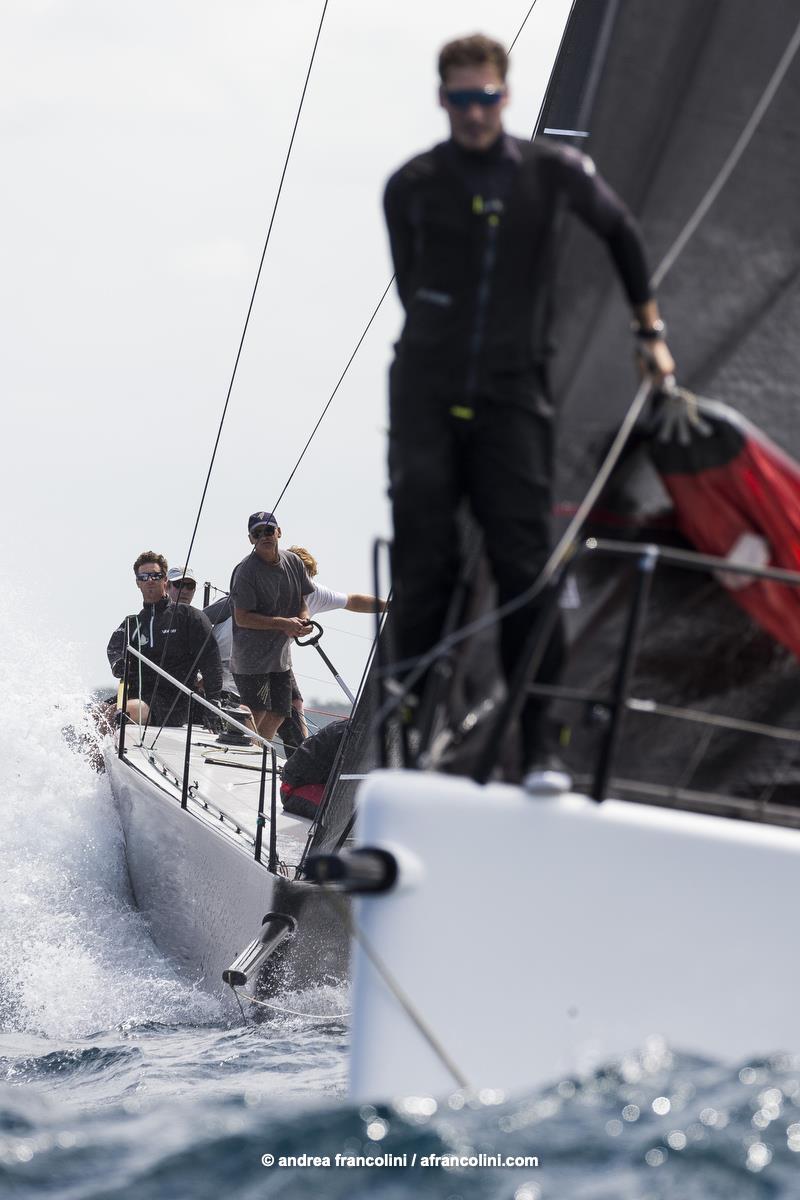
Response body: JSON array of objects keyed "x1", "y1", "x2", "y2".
[{"x1": 538, "y1": 0, "x2": 800, "y2": 803}]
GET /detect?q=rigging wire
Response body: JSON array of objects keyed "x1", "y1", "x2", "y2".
[
  {"x1": 269, "y1": 278, "x2": 395, "y2": 513},
  {"x1": 509, "y1": 0, "x2": 542, "y2": 53},
  {"x1": 318, "y1": 888, "x2": 471, "y2": 1091},
  {"x1": 181, "y1": 0, "x2": 331, "y2": 571},
  {"x1": 139, "y1": 0, "x2": 330, "y2": 745}
]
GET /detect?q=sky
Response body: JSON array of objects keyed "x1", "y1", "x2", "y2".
[{"x1": 2, "y1": 0, "x2": 571, "y2": 705}]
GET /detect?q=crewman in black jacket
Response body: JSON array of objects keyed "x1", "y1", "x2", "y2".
[
  {"x1": 107, "y1": 550, "x2": 223, "y2": 727},
  {"x1": 383, "y1": 33, "x2": 676, "y2": 784}
]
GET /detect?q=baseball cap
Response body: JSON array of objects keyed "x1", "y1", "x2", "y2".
[
  {"x1": 167, "y1": 566, "x2": 196, "y2": 583},
  {"x1": 248, "y1": 511, "x2": 278, "y2": 532}
]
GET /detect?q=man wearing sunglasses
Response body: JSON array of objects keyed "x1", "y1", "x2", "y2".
[
  {"x1": 166, "y1": 566, "x2": 197, "y2": 606},
  {"x1": 204, "y1": 543, "x2": 386, "y2": 752},
  {"x1": 229, "y1": 512, "x2": 314, "y2": 742},
  {"x1": 383, "y1": 33, "x2": 675, "y2": 787},
  {"x1": 106, "y1": 551, "x2": 223, "y2": 728}
]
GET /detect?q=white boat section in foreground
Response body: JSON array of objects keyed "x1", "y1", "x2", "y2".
[{"x1": 348, "y1": 770, "x2": 800, "y2": 1100}]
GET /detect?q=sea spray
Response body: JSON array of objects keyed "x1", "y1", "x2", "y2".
[{"x1": 0, "y1": 612, "x2": 220, "y2": 1038}]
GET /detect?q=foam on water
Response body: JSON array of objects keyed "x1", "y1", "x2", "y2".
[{"x1": 0, "y1": 611, "x2": 220, "y2": 1038}]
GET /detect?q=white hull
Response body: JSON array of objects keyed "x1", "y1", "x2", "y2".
[
  {"x1": 103, "y1": 730, "x2": 318, "y2": 997},
  {"x1": 349, "y1": 771, "x2": 800, "y2": 1099}
]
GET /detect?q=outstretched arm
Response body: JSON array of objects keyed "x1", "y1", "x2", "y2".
[{"x1": 345, "y1": 593, "x2": 387, "y2": 614}]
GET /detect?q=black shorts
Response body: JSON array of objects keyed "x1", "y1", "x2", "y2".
[
  {"x1": 289, "y1": 669, "x2": 303, "y2": 704},
  {"x1": 233, "y1": 671, "x2": 292, "y2": 717}
]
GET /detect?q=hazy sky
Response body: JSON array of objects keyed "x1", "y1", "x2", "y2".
[{"x1": 2, "y1": 0, "x2": 571, "y2": 704}]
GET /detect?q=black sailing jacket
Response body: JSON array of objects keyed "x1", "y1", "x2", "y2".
[
  {"x1": 106, "y1": 596, "x2": 222, "y2": 704},
  {"x1": 384, "y1": 134, "x2": 652, "y2": 382}
]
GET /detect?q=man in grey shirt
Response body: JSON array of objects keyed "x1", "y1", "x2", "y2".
[{"x1": 230, "y1": 510, "x2": 314, "y2": 741}]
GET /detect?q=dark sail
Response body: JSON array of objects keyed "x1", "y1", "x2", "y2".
[
  {"x1": 541, "y1": 0, "x2": 800, "y2": 488},
  {"x1": 536, "y1": 0, "x2": 800, "y2": 806}
]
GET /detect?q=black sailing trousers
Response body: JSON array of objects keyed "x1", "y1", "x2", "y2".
[{"x1": 388, "y1": 356, "x2": 564, "y2": 761}]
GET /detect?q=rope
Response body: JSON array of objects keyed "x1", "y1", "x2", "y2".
[
  {"x1": 318, "y1": 888, "x2": 471, "y2": 1091},
  {"x1": 230, "y1": 985, "x2": 350, "y2": 1022},
  {"x1": 319, "y1": 624, "x2": 375, "y2": 642},
  {"x1": 651, "y1": 14, "x2": 800, "y2": 288},
  {"x1": 509, "y1": 0, "x2": 542, "y2": 53},
  {"x1": 232, "y1": 987, "x2": 248, "y2": 1024},
  {"x1": 183, "y1": 0, "x2": 330, "y2": 564},
  {"x1": 140, "y1": 0, "x2": 330, "y2": 746},
  {"x1": 269, "y1": 278, "x2": 394, "y2": 513}
]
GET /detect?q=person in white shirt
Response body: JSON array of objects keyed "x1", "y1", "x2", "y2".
[
  {"x1": 284, "y1": 546, "x2": 386, "y2": 745},
  {"x1": 288, "y1": 546, "x2": 386, "y2": 618}
]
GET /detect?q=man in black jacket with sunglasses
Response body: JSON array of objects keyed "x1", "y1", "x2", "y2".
[
  {"x1": 107, "y1": 551, "x2": 222, "y2": 728},
  {"x1": 383, "y1": 33, "x2": 675, "y2": 786}
]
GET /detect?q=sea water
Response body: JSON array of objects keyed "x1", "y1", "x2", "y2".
[{"x1": 1, "y1": 631, "x2": 799, "y2": 1198}]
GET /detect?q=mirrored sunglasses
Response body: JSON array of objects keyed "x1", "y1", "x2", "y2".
[{"x1": 444, "y1": 87, "x2": 505, "y2": 109}]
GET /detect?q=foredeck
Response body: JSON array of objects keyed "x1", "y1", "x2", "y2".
[{"x1": 112, "y1": 726, "x2": 312, "y2": 874}]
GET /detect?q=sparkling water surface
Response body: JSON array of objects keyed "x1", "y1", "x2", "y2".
[{"x1": 1, "y1": 630, "x2": 798, "y2": 1197}]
